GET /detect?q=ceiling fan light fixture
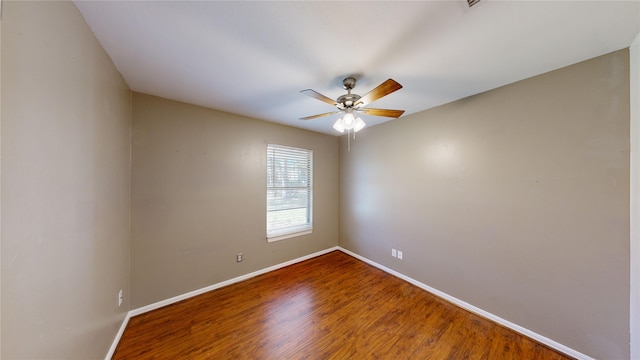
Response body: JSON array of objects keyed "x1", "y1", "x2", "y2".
[{"x1": 333, "y1": 109, "x2": 365, "y2": 134}]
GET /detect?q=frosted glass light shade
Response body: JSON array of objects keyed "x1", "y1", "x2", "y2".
[
  {"x1": 333, "y1": 118, "x2": 345, "y2": 133},
  {"x1": 353, "y1": 117, "x2": 366, "y2": 132},
  {"x1": 343, "y1": 112, "x2": 355, "y2": 127}
]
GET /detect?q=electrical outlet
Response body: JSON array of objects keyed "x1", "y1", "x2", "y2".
[
  {"x1": 236, "y1": 253, "x2": 243, "y2": 262},
  {"x1": 391, "y1": 248, "x2": 397, "y2": 257},
  {"x1": 118, "y1": 289, "x2": 123, "y2": 307},
  {"x1": 397, "y1": 251, "x2": 403, "y2": 260}
]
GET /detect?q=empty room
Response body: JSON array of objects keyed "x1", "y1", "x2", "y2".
[{"x1": 2, "y1": 1, "x2": 639, "y2": 359}]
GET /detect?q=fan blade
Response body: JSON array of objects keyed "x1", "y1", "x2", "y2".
[
  {"x1": 299, "y1": 111, "x2": 341, "y2": 120},
  {"x1": 359, "y1": 108, "x2": 405, "y2": 118},
  {"x1": 300, "y1": 89, "x2": 338, "y2": 106},
  {"x1": 357, "y1": 79, "x2": 403, "y2": 107}
]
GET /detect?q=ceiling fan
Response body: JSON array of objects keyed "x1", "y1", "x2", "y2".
[{"x1": 300, "y1": 77, "x2": 405, "y2": 134}]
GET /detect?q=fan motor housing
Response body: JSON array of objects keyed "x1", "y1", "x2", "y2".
[{"x1": 337, "y1": 93, "x2": 361, "y2": 108}]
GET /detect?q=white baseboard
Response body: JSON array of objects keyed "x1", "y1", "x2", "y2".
[
  {"x1": 106, "y1": 245, "x2": 593, "y2": 360},
  {"x1": 105, "y1": 246, "x2": 339, "y2": 359},
  {"x1": 104, "y1": 313, "x2": 129, "y2": 360},
  {"x1": 128, "y1": 246, "x2": 339, "y2": 317},
  {"x1": 337, "y1": 247, "x2": 595, "y2": 360}
]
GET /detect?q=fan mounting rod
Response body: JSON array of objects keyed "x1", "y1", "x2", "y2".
[{"x1": 337, "y1": 77, "x2": 361, "y2": 108}]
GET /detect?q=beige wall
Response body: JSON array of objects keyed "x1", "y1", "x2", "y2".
[
  {"x1": 340, "y1": 50, "x2": 630, "y2": 359},
  {"x1": 631, "y1": 32, "x2": 640, "y2": 360},
  {"x1": 131, "y1": 93, "x2": 339, "y2": 308},
  {"x1": 1, "y1": 3, "x2": 4, "y2": 356},
  {"x1": 1, "y1": 2, "x2": 131, "y2": 359}
]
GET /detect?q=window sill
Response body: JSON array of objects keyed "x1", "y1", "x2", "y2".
[{"x1": 267, "y1": 229, "x2": 312, "y2": 243}]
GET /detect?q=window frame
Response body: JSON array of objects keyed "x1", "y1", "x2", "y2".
[{"x1": 266, "y1": 144, "x2": 313, "y2": 242}]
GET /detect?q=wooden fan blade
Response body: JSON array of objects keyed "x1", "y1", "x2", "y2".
[
  {"x1": 357, "y1": 79, "x2": 403, "y2": 106},
  {"x1": 359, "y1": 108, "x2": 405, "y2": 118},
  {"x1": 299, "y1": 111, "x2": 341, "y2": 120},
  {"x1": 300, "y1": 89, "x2": 338, "y2": 106}
]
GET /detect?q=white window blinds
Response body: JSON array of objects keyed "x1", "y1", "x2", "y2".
[{"x1": 266, "y1": 144, "x2": 313, "y2": 241}]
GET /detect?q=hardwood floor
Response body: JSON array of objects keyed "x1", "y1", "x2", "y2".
[{"x1": 113, "y1": 251, "x2": 573, "y2": 359}]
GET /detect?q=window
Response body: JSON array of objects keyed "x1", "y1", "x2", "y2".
[{"x1": 266, "y1": 144, "x2": 313, "y2": 241}]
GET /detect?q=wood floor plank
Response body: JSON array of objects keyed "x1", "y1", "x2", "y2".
[{"x1": 113, "y1": 251, "x2": 574, "y2": 359}]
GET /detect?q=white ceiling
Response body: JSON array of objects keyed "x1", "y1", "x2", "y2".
[{"x1": 75, "y1": 1, "x2": 640, "y2": 135}]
